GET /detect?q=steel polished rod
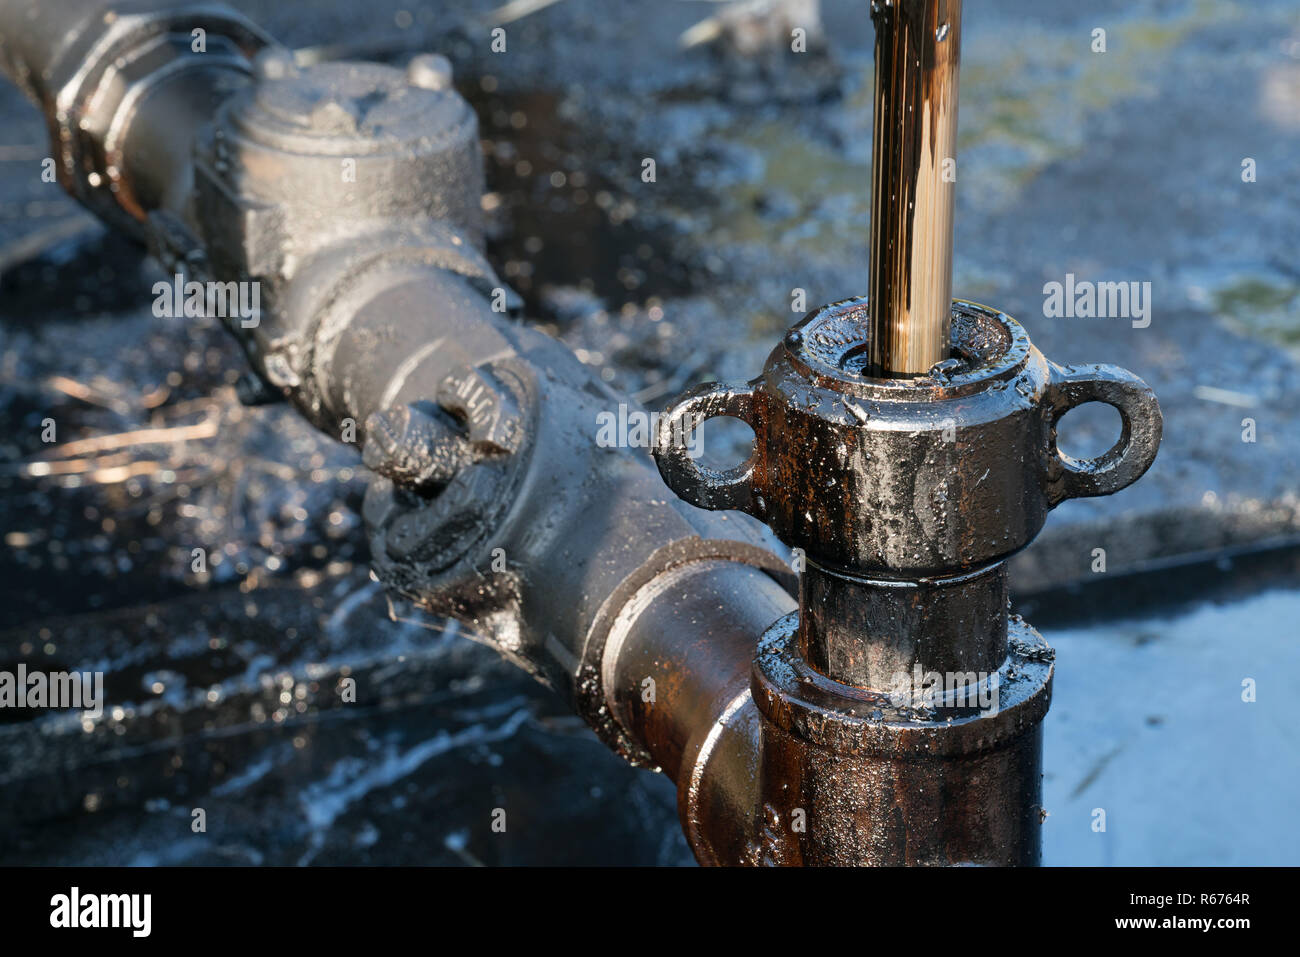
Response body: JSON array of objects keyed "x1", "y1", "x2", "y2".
[{"x1": 867, "y1": 0, "x2": 961, "y2": 376}]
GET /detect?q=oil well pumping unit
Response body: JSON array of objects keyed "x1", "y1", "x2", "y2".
[{"x1": 0, "y1": 0, "x2": 1161, "y2": 864}]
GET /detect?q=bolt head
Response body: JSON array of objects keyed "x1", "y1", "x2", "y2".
[
  {"x1": 252, "y1": 46, "x2": 299, "y2": 82},
  {"x1": 407, "y1": 53, "x2": 454, "y2": 91},
  {"x1": 308, "y1": 98, "x2": 361, "y2": 133}
]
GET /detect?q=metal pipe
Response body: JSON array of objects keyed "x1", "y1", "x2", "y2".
[
  {"x1": 867, "y1": 0, "x2": 961, "y2": 376},
  {"x1": 799, "y1": 558, "x2": 1006, "y2": 689},
  {"x1": 0, "y1": 0, "x2": 799, "y2": 856},
  {"x1": 604, "y1": 560, "x2": 794, "y2": 782},
  {"x1": 2, "y1": 0, "x2": 1163, "y2": 868},
  {"x1": 0, "y1": 0, "x2": 269, "y2": 238},
  {"x1": 655, "y1": 294, "x2": 1162, "y2": 863}
]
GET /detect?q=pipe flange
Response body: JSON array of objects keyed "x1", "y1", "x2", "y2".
[
  {"x1": 36, "y1": 4, "x2": 269, "y2": 233},
  {"x1": 751, "y1": 611, "x2": 1054, "y2": 758}
]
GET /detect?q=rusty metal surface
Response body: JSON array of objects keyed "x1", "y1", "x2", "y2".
[
  {"x1": 799, "y1": 558, "x2": 1006, "y2": 689},
  {"x1": 603, "y1": 559, "x2": 794, "y2": 781},
  {"x1": 0, "y1": 0, "x2": 1169, "y2": 867},
  {"x1": 751, "y1": 612, "x2": 1052, "y2": 865},
  {"x1": 654, "y1": 295, "x2": 1160, "y2": 863},
  {"x1": 655, "y1": 298, "x2": 1162, "y2": 581}
]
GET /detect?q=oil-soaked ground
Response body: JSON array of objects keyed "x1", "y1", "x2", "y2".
[{"x1": 1, "y1": 0, "x2": 1298, "y2": 864}]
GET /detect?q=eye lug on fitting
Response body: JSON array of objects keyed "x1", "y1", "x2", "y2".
[
  {"x1": 652, "y1": 381, "x2": 759, "y2": 515},
  {"x1": 1042, "y1": 362, "x2": 1163, "y2": 506},
  {"x1": 654, "y1": 297, "x2": 1162, "y2": 574}
]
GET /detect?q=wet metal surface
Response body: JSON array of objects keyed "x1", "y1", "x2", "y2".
[
  {"x1": 652, "y1": 287, "x2": 1155, "y2": 862},
  {"x1": 0, "y1": 0, "x2": 1297, "y2": 864}
]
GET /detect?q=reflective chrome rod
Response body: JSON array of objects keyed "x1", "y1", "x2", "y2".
[{"x1": 867, "y1": 0, "x2": 961, "y2": 376}]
